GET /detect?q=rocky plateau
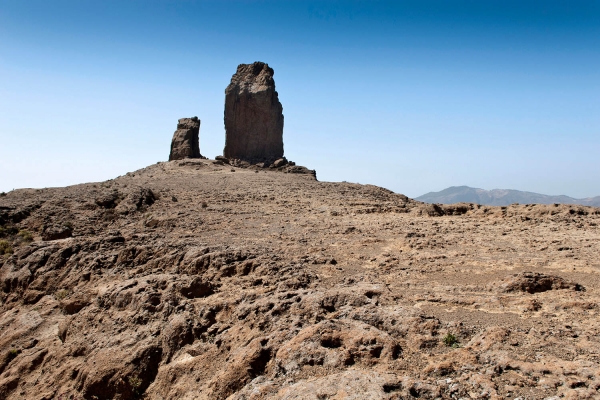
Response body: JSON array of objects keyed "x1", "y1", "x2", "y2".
[{"x1": 1, "y1": 159, "x2": 599, "y2": 399}]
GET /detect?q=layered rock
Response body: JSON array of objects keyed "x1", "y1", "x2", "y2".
[
  {"x1": 169, "y1": 117, "x2": 201, "y2": 161},
  {"x1": 223, "y1": 62, "x2": 284, "y2": 163}
]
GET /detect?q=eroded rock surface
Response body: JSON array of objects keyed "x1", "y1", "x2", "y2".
[
  {"x1": 496, "y1": 272, "x2": 585, "y2": 294},
  {"x1": 224, "y1": 62, "x2": 284, "y2": 163},
  {"x1": 1, "y1": 162, "x2": 600, "y2": 399},
  {"x1": 169, "y1": 117, "x2": 202, "y2": 161}
]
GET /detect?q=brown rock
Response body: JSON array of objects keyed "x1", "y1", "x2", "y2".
[
  {"x1": 215, "y1": 155, "x2": 230, "y2": 164},
  {"x1": 178, "y1": 277, "x2": 214, "y2": 299},
  {"x1": 168, "y1": 117, "x2": 202, "y2": 161},
  {"x1": 94, "y1": 190, "x2": 119, "y2": 208},
  {"x1": 22, "y1": 290, "x2": 45, "y2": 305},
  {"x1": 272, "y1": 157, "x2": 287, "y2": 168},
  {"x1": 41, "y1": 224, "x2": 72, "y2": 241},
  {"x1": 208, "y1": 337, "x2": 273, "y2": 398},
  {"x1": 59, "y1": 295, "x2": 90, "y2": 315},
  {"x1": 496, "y1": 272, "x2": 584, "y2": 294},
  {"x1": 224, "y1": 62, "x2": 284, "y2": 163},
  {"x1": 114, "y1": 187, "x2": 155, "y2": 215}
]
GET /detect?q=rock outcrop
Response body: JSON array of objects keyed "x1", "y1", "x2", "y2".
[
  {"x1": 495, "y1": 272, "x2": 584, "y2": 294},
  {"x1": 169, "y1": 117, "x2": 201, "y2": 161},
  {"x1": 223, "y1": 62, "x2": 284, "y2": 163}
]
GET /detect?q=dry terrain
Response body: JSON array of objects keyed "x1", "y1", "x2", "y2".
[{"x1": 1, "y1": 159, "x2": 599, "y2": 399}]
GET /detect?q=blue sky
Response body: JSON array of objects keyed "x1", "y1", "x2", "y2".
[{"x1": 1, "y1": 0, "x2": 599, "y2": 198}]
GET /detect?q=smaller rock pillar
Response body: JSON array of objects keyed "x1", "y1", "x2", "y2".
[{"x1": 169, "y1": 117, "x2": 202, "y2": 161}]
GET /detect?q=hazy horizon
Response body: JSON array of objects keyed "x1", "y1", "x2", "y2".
[
  {"x1": 419, "y1": 185, "x2": 600, "y2": 200},
  {"x1": 1, "y1": 1, "x2": 598, "y2": 198}
]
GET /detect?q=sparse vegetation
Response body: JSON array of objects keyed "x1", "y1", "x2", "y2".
[
  {"x1": 201, "y1": 201, "x2": 208, "y2": 208},
  {"x1": 18, "y1": 229, "x2": 34, "y2": 242},
  {"x1": 206, "y1": 333, "x2": 216, "y2": 344},
  {"x1": 55, "y1": 289, "x2": 70, "y2": 301},
  {"x1": 0, "y1": 226, "x2": 18, "y2": 237},
  {"x1": 0, "y1": 192, "x2": 6, "y2": 197},
  {"x1": 128, "y1": 375, "x2": 142, "y2": 395},
  {"x1": 443, "y1": 333, "x2": 459, "y2": 347},
  {"x1": 0, "y1": 240, "x2": 13, "y2": 255}
]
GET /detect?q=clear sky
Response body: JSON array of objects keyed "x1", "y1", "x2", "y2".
[{"x1": 1, "y1": 0, "x2": 599, "y2": 198}]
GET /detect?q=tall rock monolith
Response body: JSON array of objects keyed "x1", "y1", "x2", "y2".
[
  {"x1": 169, "y1": 117, "x2": 202, "y2": 161},
  {"x1": 223, "y1": 62, "x2": 284, "y2": 163}
]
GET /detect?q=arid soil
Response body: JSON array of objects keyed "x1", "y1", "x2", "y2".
[{"x1": 1, "y1": 159, "x2": 599, "y2": 399}]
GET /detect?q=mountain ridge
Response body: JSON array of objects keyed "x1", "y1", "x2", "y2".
[{"x1": 416, "y1": 185, "x2": 600, "y2": 207}]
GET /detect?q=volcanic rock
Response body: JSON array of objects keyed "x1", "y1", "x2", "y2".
[
  {"x1": 223, "y1": 62, "x2": 284, "y2": 163},
  {"x1": 41, "y1": 224, "x2": 72, "y2": 241},
  {"x1": 272, "y1": 157, "x2": 287, "y2": 168},
  {"x1": 496, "y1": 272, "x2": 584, "y2": 294},
  {"x1": 1, "y1": 161, "x2": 600, "y2": 399},
  {"x1": 168, "y1": 117, "x2": 202, "y2": 161}
]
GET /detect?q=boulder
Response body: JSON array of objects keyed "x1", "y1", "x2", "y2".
[
  {"x1": 42, "y1": 224, "x2": 72, "y2": 241},
  {"x1": 224, "y1": 62, "x2": 284, "y2": 163},
  {"x1": 495, "y1": 272, "x2": 584, "y2": 294},
  {"x1": 272, "y1": 157, "x2": 287, "y2": 168},
  {"x1": 169, "y1": 117, "x2": 202, "y2": 161}
]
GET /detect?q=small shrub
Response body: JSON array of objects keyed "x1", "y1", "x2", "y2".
[
  {"x1": 128, "y1": 375, "x2": 142, "y2": 395},
  {"x1": 443, "y1": 333, "x2": 459, "y2": 347},
  {"x1": 62, "y1": 221, "x2": 74, "y2": 230},
  {"x1": 206, "y1": 333, "x2": 216, "y2": 343},
  {"x1": 0, "y1": 240, "x2": 13, "y2": 255},
  {"x1": 0, "y1": 226, "x2": 18, "y2": 237},
  {"x1": 55, "y1": 289, "x2": 70, "y2": 301},
  {"x1": 18, "y1": 230, "x2": 33, "y2": 242},
  {"x1": 0, "y1": 192, "x2": 6, "y2": 197},
  {"x1": 201, "y1": 201, "x2": 208, "y2": 208}
]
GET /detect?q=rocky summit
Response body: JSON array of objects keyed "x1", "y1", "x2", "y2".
[
  {"x1": 169, "y1": 117, "x2": 202, "y2": 161},
  {"x1": 223, "y1": 62, "x2": 284, "y2": 163},
  {"x1": 1, "y1": 159, "x2": 600, "y2": 399}
]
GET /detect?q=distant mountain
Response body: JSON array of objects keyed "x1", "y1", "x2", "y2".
[{"x1": 416, "y1": 186, "x2": 600, "y2": 207}]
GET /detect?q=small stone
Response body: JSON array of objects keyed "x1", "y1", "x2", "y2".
[{"x1": 273, "y1": 158, "x2": 288, "y2": 168}]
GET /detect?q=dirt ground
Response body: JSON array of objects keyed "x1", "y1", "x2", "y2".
[{"x1": 1, "y1": 158, "x2": 599, "y2": 399}]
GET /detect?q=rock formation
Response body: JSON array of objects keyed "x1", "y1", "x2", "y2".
[
  {"x1": 169, "y1": 117, "x2": 201, "y2": 161},
  {"x1": 223, "y1": 62, "x2": 284, "y2": 162}
]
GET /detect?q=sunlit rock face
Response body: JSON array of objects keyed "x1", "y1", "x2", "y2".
[{"x1": 223, "y1": 62, "x2": 284, "y2": 163}]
